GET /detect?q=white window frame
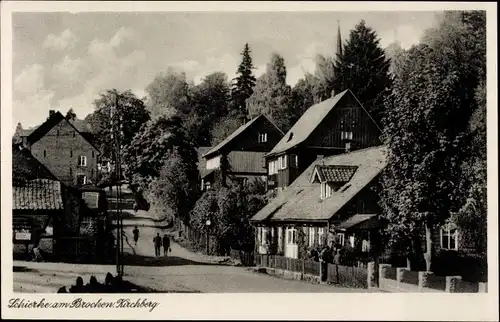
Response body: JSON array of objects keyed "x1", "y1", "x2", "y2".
[
  {"x1": 308, "y1": 227, "x2": 315, "y2": 246},
  {"x1": 76, "y1": 174, "x2": 87, "y2": 185},
  {"x1": 440, "y1": 227, "x2": 459, "y2": 251},
  {"x1": 286, "y1": 227, "x2": 297, "y2": 245},
  {"x1": 268, "y1": 160, "x2": 278, "y2": 175},
  {"x1": 278, "y1": 155, "x2": 287, "y2": 170},
  {"x1": 341, "y1": 131, "x2": 353, "y2": 140},
  {"x1": 318, "y1": 228, "x2": 325, "y2": 245},
  {"x1": 337, "y1": 233, "x2": 345, "y2": 246},
  {"x1": 78, "y1": 155, "x2": 87, "y2": 167},
  {"x1": 258, "y1": 132, "x2": 268, "y2": 143}
]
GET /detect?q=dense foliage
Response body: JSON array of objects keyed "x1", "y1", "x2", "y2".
[{"x1": 379, "y1": 11, "x2": 486, "y2": 270}]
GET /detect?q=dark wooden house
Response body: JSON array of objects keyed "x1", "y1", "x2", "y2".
[
  {"x1": 265, "y1": 89, "x2": 381, "y2": 194},
  {"x1": 201, "y1": 114, "x2": 284, "y2": 190}
]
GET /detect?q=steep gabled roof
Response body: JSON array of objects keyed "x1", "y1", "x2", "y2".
[
  {"x1": 266, "y1": 90, "x2": 349, "y2": 157},
  {"x1": 251, "y1": 145, "x2": 387, "y2": 223},
  {"x1": 203, "y1": 114, "x2": 284, "y2": 159},
  {"x1": 27, "y1": 111, "x2": 100, "y2": 152}
]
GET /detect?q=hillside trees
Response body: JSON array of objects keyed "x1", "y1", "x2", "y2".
[
  {"x1": 380, "y1": 11, "x2": 486, "y2": 271},
  {"x1": 246, "y1": 53, "x2": 292, "y2": 131},
  {"x1": 85, "y1": 89, "x2": 150, "y2": 160}
]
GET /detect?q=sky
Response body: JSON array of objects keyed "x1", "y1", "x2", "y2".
[{"x1": 12, "y1": 11, "x2": 442, "y2": 130}]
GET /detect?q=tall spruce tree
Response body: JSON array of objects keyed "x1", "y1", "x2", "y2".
[
  {"x1": 231, "y1": 43, "x2": 257, "y2": 117},
  {"x1": 333, "y1": 20, "x2": 392, "y2": 127}
]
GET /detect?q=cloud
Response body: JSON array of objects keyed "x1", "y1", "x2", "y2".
[
  {"x1": 43, "y1": 29, "x2": 78, "y2": 51},
  {"x1": 14, "y1": 64, "x2": 45, "y2": 95},
  {"x1": 110, "y1": 26, "x2": 137, "y2": 47},
  {"x1": 52, "y1": 55, "x2": 84, "y2": 82},
  {"x1": 13, "y1": 89, "x2": 55, "y2": 130},
  {"x1": 286, "y1": 42, "x2": 329, "y2": 86},
  {"x1": 379, "y1": 24, "x2": 426, "y2": 50}
]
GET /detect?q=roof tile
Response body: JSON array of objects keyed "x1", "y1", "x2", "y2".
[{"x1": 13, "y1": 179, "x2": 64, "y2": 211}]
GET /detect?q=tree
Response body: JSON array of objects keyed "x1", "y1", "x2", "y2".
[
  {"x1": 122, "y1": 115, "x2": 197, "y2": 189},
  {"x1": 246, "y1": 53, "x2": 293, "y2": 131},
  {"x1": 333, "y1": 20, "x2": 392, "y2": 127},
  {"x1": 146, "y1": 69, "x2": 191, "y2": 120},
  {"x1": 65, "y1": 108, "x2": 77, "y2": 121},
  {"x1": 380, "y1": 11, "x2": 486, "y2": 271},
  {"x1": 290, "y1": 73, "x2": 321, "y2": 125},
  {"x1": 210, "y1": 112, "x2": 245, "y2": 146},
  {"x1": 188, "y1": 72, "x2": 231, "y2": 146},
  {"x1": 147, "y1": 149, "x2": 200, "y2": 224},
  {"x1": 313, "y1": 54, "x2": 336, "y2": 101},
  {"x1": 231, "y1": 43, "x2": 257, "y2": 116},
  {"x1": 85, "y1": 89, "x2": 150, "y2": 160},
  {"x1": 190, "y1": 181, "x2": 268, "y2": 254}
]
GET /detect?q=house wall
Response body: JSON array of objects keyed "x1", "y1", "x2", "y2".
[
  {"x1": 308, "y1": 94, "x2": 381, "y2": 150},
  {"x1": 29, "y1": 119, "x2": 99, "y2": 187},
  {"x1": 226, "y1": 117, "x2": 283, "y2": 153}
]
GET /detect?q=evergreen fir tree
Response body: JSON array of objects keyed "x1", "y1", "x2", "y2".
[
  {"x1": 333, "y1": 20, "x2": 392, "y2": 127},
  {"x1": 231, "y1": 43, "x2": 257, "y2": 117}
]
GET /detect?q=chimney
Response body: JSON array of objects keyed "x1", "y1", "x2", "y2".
[
  {"x1": 49, "y1": 110, "x2": 55, "y2": 117},
  {"x1": 331, "y1": 89, "x2": 336, "y2": 98}
]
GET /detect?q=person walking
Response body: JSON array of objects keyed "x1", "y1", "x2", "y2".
[
  {"x1": 132, "y1": 226, "x2": 139, "y2": 246},
  {"x1": 163, "y1": 234, "x2": 171, "y2": 256},
  {"x1": 319, "y1": 244, "x2": 331, "y2": 282},
  {"x1": 153, "y1": 233, "x2": 162, "y2": 257}
]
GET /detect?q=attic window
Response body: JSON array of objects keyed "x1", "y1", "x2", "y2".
[
  {"x1": 340, "y1": 184, "x2": 351, "y2": 193},
  {"x1": 287, "y1": 132, "x2": 293, "y2": 142},
  {"x1": 258, "y1": 133, "x2": 268, "y2": 143}
]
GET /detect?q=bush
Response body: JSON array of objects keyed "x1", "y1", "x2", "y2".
[{"x1": 431, "y1": 250, "x2": 487, "y2": 282}]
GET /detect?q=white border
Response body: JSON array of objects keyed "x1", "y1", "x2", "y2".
[{"x1": 1, "y1": 2, "x2": 498, "y2": 320}]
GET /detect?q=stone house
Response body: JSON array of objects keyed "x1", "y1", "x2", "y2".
[{"x1": 17, "y1": 110, "x2": 100, "y2": 187}]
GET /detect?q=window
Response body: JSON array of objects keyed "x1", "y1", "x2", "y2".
[
  {"x1": 278, "y1": 155, "x2": 287, "y2": 170},
  {"x1": 205, "y1": 182, "x2": 211, "y2": 190},
  {"x1": 76, "y1": 175, "x2": 87, "y2": 185},
  {"x1": 268, "y1": 160, "x2": 279, "y2": 175},
  {"x1": 336, "y1": 233, "x2": 345, "y2": 246},
  {"x1": 318, "y1": 228, "x2": 325, "y2": 245},
  {"x1": 308, "y1": 227, "x2": 315, "y2": 246},
  {"x1": 286, "y1": 227, "x2": 297, "y2": 245},
  {"x1": 321, "y1": 183, "x2": 335, "y2": 199},
  {"x1": 341, "y1": 131, "x2": 353, "y2": 140},
  {"x1": 258, "y1": 133, "x2": 268, "y2": 143},
  {"x1": 440, "y1": 228, "x2": 459, "y2": 250},
  {"x1": 78, "y1": 156, "x2": 87, "y2": 167}
]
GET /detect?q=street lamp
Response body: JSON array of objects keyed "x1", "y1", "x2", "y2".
[{"x1": 205, "y1": 219, "x2": 211, "y2": 255}]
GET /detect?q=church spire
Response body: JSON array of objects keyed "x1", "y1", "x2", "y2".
[{"x1": 336, "y1": 20, "x2": 342, "y2": 59}]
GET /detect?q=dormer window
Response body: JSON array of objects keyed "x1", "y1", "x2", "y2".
[
  {"x1": 311, "y1": 165, "x2": 358, "y2": 199},
  {"x1": 258, "y1": 133, "x2": 268, "y2": 143}
]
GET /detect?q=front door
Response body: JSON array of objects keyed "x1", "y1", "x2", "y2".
[{"x1": 284, "y1": 227, "x2": 298, "y2": 259}]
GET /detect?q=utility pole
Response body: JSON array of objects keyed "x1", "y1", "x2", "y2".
[{"x1": 112, "y1": 91, "x2": 124, "y2": 276}]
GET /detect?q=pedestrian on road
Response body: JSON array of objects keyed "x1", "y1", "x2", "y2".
[
  {"x1": 153, "y1": 233, "x2": 162, "y2": 257},
  {"x1": 163, "y1": 234, "x2": 171, "y2": 256},
  {"x1": 319, "y1": 245, "x2": 331, "y2": 282},
  {"x1": 133, "y1": 226, "x2": 139, "y2": 246}
]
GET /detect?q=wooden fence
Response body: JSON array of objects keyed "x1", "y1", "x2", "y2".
[
  {"x1": 256, "y1": 254, "x2": 321, "y2": 276},
  {"x1": 327, "y1": 263, "x2": 368, "y2": 288},
  {"x1": 229, "y1": 249, "x2": 255, "y2": 266}
]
